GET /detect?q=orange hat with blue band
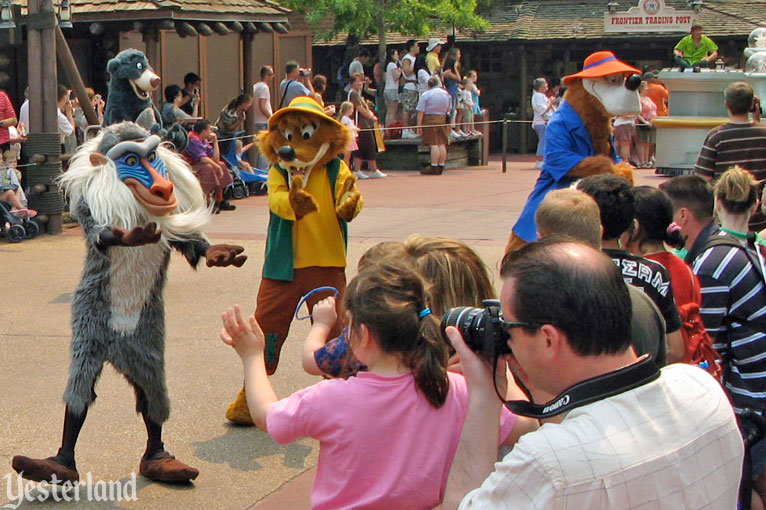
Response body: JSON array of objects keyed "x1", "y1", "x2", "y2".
[
  {"x1": 268, "y1": 96, "x2": 343, "y2": 130},
  {"x1": 562, "y1": 51, "x2": 640, "y2": 86}
]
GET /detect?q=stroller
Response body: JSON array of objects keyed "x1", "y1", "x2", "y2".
[
  {"x1": 0, "y1": 201, "x2": 39, "y2": 243},
  {"x1": 219, "y1": 131, "x2": 268, "y2": 200}
]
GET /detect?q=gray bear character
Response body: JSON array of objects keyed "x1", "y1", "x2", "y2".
[
  {"x1": 12, "y1": 122, "x2": 246, "y2": 484},
  {"x1": 103, "y1": 49, "x2": 188, "y2": 152}
]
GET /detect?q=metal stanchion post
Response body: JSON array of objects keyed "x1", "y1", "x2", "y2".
[{"x1": 502, "y1": 120, "x2": 508, "y2": 173}]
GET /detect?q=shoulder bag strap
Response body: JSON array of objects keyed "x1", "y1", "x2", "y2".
[{"x1": 278, "y1": 80, "x2": 294, "y2": 109}]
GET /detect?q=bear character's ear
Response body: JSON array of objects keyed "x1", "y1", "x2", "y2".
[{"x1": 107, "y1": 57, "x2": 121, "y2": 76}]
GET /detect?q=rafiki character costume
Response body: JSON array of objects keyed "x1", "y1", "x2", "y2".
[
  {"x1": 508, "y1": 51, "x2": 640, "y2": 252},
  {"x1": 12, "y1": 122, "x2": 247, "y2": 484},
  {"x1": 226, "y1": 96, "x2": 362, "y2": 424}
]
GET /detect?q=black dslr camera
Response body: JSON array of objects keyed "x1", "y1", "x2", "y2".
[{"x1": 441, "y1": 300, "x2": 512, "y2": 358}]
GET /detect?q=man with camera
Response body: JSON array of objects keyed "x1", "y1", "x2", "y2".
[
  {"x1": 438, "y1": 237, "x2": 743, "y2": 509},
  {"x1": 694, "y1": 81, "x2": 766, "y2": 230},
  {"x1": 278, "y1": 61, "x2": 314, "y2": 110}
]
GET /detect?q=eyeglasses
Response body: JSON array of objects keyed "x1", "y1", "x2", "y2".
[{"x1": 498, "y1": 316, "x2": 541, "y2": 334}]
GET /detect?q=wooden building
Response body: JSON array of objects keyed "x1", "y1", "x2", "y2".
[
  {"x1": 308, "y1": 0, "x2": 766, "y2": 151},
  {"x1": 0, "y1": 0, "x2": 314, "y2": 119}
]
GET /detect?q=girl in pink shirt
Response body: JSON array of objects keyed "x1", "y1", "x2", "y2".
[{"x1": 221, "y1": 259, "x2": 523, "y2": 510}]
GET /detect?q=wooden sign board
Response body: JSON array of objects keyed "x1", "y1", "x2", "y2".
[{"x1": 604, "y1": 0, "x2": 697, "y2": 33}]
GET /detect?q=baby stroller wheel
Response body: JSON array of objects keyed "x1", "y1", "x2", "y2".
[
  {"x1": 232, "y1": 184, "x2": 247, "y2": 200},
  {"x1": 23, "y1": 220, "x2": 39, "y2": 239},
  {"x1": 5, "y1": 224, "x2": 25, "y2": 243}
]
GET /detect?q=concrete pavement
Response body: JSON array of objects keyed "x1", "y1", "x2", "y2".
[{"x1": 0, "y1": 156, "x2": 667, "y2": 509}]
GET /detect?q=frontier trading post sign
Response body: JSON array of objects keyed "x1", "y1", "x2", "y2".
[{"x1": 605, "y1": 0, "x2": 696, "y2": 33}]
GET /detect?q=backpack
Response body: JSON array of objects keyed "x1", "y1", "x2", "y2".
[
  {"x1": 337, "y1": 62, "x2": 350, "y2": 90},
  {"x1": 384, "y1": 121, "x2": 403, "y2": 140},
  {"x1": 678, "y1": 263, "x2": 722, "y2": 378}
]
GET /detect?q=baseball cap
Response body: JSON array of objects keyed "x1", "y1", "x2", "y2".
[{"x1": 426, "y1": 38, "x2": 445, "y2": 52}]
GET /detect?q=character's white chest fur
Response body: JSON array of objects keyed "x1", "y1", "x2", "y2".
[{"x1": 109, "y1": 243, "x2": 167, "y2": 333}]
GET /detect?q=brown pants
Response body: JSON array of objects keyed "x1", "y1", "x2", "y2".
[
  {"x1": 255, "y1": 266, "x2": 346, "y2": 374},
  {"x1": 192, "y1": 160, "x2": 233, "y2": 202}
]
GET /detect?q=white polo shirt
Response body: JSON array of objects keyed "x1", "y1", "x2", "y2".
[{"x1": 459, "y1": 363, "x2": 743, "y2": 510}]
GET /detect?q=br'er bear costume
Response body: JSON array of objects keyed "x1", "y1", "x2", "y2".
[
  {"x1": 507, "y1": 51, "x2": 641, "y2": 253},
  {"x1": 226, "y1": 96, "x2": 362, "y2": 424},
  {"x1": 103, "y1": 48, "x2": 187, "y2": 151},
  {"x1": 12, "y1": 123, "x2": 247, "y2": 484}
]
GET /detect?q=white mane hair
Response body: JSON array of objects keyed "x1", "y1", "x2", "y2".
[{"x1": 58, "y1": 130, "x2": 212, "y2": 242}]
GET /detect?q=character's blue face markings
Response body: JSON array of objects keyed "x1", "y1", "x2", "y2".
[{"x1": 116, "y1": 150, "x2": 166, "y2": 188}]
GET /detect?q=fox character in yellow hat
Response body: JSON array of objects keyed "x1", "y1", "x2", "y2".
[
  {"x1": 226, "y1": 96, "x2": 363, "y2": 424},
  {"x1": 507, "y1": 51, "x2": 641, "y2": 253}
]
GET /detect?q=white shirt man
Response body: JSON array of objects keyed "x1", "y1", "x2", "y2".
[
  {"x1": 252, "y1": 65, "x2": 275, "y2": 130},
  {"x1": 440, "y1": 240, "x2": 744, "y2": 510}
]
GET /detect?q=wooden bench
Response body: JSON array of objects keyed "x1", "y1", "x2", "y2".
[{"x1": 375, "y1": 134, "x2": 485, "y2": 171}]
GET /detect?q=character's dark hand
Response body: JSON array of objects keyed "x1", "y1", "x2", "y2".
[
  {"x1": 205, "y1": 244, "x2": 247, "y2": 267},
  {"x1": 111, "y1": 223, "x2": 162, "y2": 246},
  {"x1": 289, "y1": 176, "x2": 319, "y2": 220},
  {"x1": 335, "y1": 175, "x2": 361, "y2": 223}
]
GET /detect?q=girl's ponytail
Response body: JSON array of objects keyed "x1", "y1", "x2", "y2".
[
  {"x1": 345, "y1": 259, "x2": 451, "y2": 409},
  {"x1": 406, "y1": 314, "x2": 449, "y2": 408}
]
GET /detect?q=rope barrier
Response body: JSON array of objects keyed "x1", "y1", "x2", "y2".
[{"x1": 215, "y1": 118, "x2": 534, "y2": 140}]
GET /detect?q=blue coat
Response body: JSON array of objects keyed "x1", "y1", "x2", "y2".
[{"x1": 512, "y1": 101, "x2": 620, "y2": 242}]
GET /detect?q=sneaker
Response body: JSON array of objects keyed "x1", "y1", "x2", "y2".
[
  {"x1": 218, "y1": 201, "x2": 236, "y2": 211},
  {"x1": 449, "y1": 131, "x2": 461, "y2": 139},
  {"x1": 402, "y1": 129, "x2": 419, "y2": 139},
  {"x1": 353, "y1": 171, "x2": 369, "y2": 180},
  {"x1": 456, "y1": 130, "x2": 468, "y2": 137},
  {"x1": 534, "y1": 160, "x2": 543, "y2": 169},
  {"x1": 364, "y1": 170, "x2": 388, "y2": 179}
]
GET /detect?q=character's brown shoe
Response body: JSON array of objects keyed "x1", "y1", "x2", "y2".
[
  {"x1": 225, "y1": 387, "x2": 254, "y2": 425},
  {"x1": 12, "y1": 455, "x2": 79, "y2": 484},
  {"x1": 420, "y1": 165, "x2": 439, "y2": 175},
  {"x1": 139, "y1": 452, "x2": 198, "y2": 483}
]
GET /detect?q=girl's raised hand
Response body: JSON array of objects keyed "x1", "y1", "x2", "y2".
[
  {"x1": 221, "y1": 305, "x2": 265, "y2": 359},
  {"x1": 311, "y1": 297, "x2": 337, "y2": 328}
]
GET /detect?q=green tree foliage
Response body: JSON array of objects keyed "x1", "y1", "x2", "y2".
[{"x1": 285, "y1": 0, "x2": 489, "y2": 41}]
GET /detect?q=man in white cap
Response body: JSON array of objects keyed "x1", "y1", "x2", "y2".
[{"x1": 426, "y1": 38, "x2": 445, "y2": 74}]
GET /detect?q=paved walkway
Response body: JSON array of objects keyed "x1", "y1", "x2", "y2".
[{"x1": 0, "y1": 155, "x2": 667, "y2": 509}]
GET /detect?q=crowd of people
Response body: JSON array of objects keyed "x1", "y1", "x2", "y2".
[
  {"x1": 213, "y1": 70, "x2": 766, "y2": 510},
  {"x1": 221, "y1": 167, "x2": 763, "y2": 508}
]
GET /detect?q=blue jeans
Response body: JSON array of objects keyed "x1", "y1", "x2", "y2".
[
  {"x1": 532, "y1": 123, "x2": 546, "y2": 157},
  {"x1": 254, "y1": 123, "x2": 269, "y2": 170}
]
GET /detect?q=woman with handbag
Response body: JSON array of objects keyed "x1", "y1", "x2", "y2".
[{"x1": 348, "y1": 73, "x2": 387, "y2": 179}]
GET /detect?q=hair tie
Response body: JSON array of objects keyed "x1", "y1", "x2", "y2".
[
  {"x1": 418, "y1": 308, "x2": 432, "y2": 319},
  {"x1": 667, "y1": 222, "x2": 682, "y2": 234}
]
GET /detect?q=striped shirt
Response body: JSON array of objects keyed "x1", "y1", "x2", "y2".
[
  {"x1": 685, "y1": 223, "x2": 766, "y2": 414},
  {"x1": 694, "y1": 122, "x2": 766, "y2": 230},
  {"x1": 694, "y1": 122, "x2": 766, "y2": 179}
]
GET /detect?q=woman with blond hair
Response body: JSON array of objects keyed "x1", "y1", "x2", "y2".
[
  {"x1": 714, "y1": 165, "x2": 765, "y2": 245},
  {"x1": 303, "y1": 235, "x2": 496, "y2": 379}
]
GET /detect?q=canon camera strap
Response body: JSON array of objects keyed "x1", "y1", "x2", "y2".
[{"x1": 504, "y1": 356, "x2": 660, "y2": 420}]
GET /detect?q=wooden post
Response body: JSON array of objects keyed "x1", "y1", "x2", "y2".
[
  {"x1": 55, "y1": 25, "x2": 98, "y2": 126},
  {"x1": 242, "y1": 30, "x2": 258, "y2": 163},
  {"x1": 144, "y1": 27, "x2": 162, "y2": 105},
  {"x1": 27, "y1": 0, "x2": 42, "y2": 134},
  {"x1": 26, "y1": 0, "x2": 64, "y2": 234},
  {"x1": 519, "y1": 45, "x2": 528, "y2": 155},
  {"x1": 41, "y1": 1, "x2": 57, "y2": 135}
]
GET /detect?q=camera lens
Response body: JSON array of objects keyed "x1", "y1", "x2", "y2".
[{"x1": 441, "y1": 300, "x2": 510, "y2": 358}]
